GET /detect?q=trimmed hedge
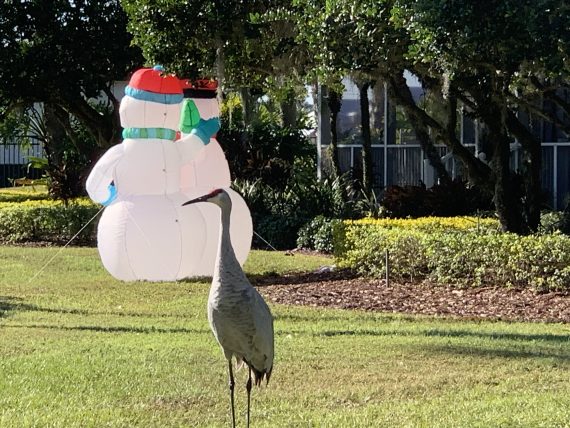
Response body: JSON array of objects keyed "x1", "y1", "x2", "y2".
[
  {"x1": 346, "y1": 216, "x2": 501, "y2": 231},
  {"x1": 334, "y1": 217, "x2": 570, "y2": 291},
  {"x1": 0, "y1": 186, "x2": 50, "y2": 203},
  {"x1": 0, "y1": 199, "x2": 100, "y2": 245}
]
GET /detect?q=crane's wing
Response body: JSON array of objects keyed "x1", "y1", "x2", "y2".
[
  {"x1": 250, "y1": 288, "x2": 274, "y2": 374},
  {"x1": 208, "y1": 285, "x2": 273, "y2": 376}
]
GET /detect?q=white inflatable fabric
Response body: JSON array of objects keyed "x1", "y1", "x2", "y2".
[{"x1": 86, "y1": 67, "x2": 252, "y2": 281}]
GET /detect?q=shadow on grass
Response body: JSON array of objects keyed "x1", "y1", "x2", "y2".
[
  {"x1": 317, "y1": 329, "x2": 398, "y2": 337},
  {"x1": 309, "y1": 327, "x2": 570, "y2": 362},
  {"x1": 177, "y1": 276, "x2": 212, "y2": 284},
  {"x1": 423, "y1": 343, "x2": 570, "y2": 363},
  {"x1": 421, "y1": 328, "x2": 570, "y2": 362},
  {"x1": 276, "y1": 312, "x2": 418, "y2": 324},
  {"x1": 1, "y1": 297, "x2": 91, "y2": 318},
  {"x1": 312, "y1": 327, "x2": 570, "y2": 344},
  {"x1": 4, "y1": 323, "x2": 209, "y2": 335},
  {"x1": 423, "y1": 328, "x2": 570, "y2": 344},
  {"x1": 0, "y1": 296, "x2": 186, "y2": 319}
]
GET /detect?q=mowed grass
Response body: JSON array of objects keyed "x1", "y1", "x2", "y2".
[{"x1": 1, "y1": 247, "x2": 569, "y2": 427}]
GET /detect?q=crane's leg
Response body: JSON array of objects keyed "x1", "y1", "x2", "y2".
[
  {"x1": 228, "y1": 361, "x2": 236, "y2": 428},
  {"x1": 246, "y1": 367, "x2": 252, "y2": 428}
]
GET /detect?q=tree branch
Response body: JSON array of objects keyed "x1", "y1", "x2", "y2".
[
  {"x1": 387, "y1": 72, "x2": 491, "y2": 186},
  {"x1": 59, "y1": 95, "x2": 119, "y2": 148},
  {"x1": 530, "y1": 76, "x2": 570, "y2": 115}
]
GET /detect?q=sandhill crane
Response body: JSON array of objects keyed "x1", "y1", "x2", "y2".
[{"x1": 182, "y1": 189, "x2": 274, "y2": 428}]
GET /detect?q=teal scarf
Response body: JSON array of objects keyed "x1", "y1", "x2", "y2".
[{"x1": 122, "y1": 127, "x2": 177, "y2": 141}]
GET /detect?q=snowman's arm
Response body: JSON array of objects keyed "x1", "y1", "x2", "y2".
[
  {"x1": 178, "y1": 117, "x2": 220, "y2": 162},
  {"x1": 86, "y1": 144, "x2": 124, "y2": 204}
]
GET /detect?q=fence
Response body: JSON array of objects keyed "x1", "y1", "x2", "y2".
[
  {"x1": 0, "y1": 141, "x2": 44, "y2": 187},
  {"x1": 331, "y1": 141, "x2": 570, "y2": 210},
  {"x1": 316, "y1": 79, "x2": 570, "y2": 210},
  {"x1": 3, "y1": 134, "x2": 569, "y2": 209}
]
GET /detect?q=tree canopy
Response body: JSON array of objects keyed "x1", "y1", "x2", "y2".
[
  {"x1": 0, "y1": 0, "x2": 142, "y2": 148},
  {"x1": 390, "y1": 0, "x2": 569, "y2": 232},
  {"x1": 1, "y1": 0, "x2": 569, "y2": 232},
  {"x1": 290, "y1": 0, "x2": 569, "y2": 232}
]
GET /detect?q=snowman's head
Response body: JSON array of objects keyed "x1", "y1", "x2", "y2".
[
  {"x1": 179, "y1": 78, "x2": 220, "y2": 135},
  {"x1": 181, "y1": 79, "x2": 219, "y2": 118},
  {"x1": 120, "y1": 66, "x2": 184, "y2": 137}
]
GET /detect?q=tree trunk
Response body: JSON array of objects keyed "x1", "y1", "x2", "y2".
[
  {"x1": 43, "y1": 103, "x2": 84, "y2": 201},
  {"x1": 524, "y1": 140, "x2": 542, "y2": 231},
  {"x1": 468, "y1": 77, "x2": 532, "y2": 234},
  {"x1": 280, "y1": 88, "x2": 297, "y2": 129},
  {"x1": 61, "y1": 93, "x2": 120, "y2": 149},
  {"x1": 239, "y1": 87, "x2": 256, "y2": 127},
  {"x1": 485, "y1": 103, "x2": 526, "y2": 233},
  {"x1": 328, "y1": 88, "x2": 342, "y2": 178},
  {"x1": 387, "y1": 73, "x2": 454, "y2": 187},
  {"x1": 358, "y1": 81, "x2": 373, "y2": 195},
  {"x1": 491, "y1": 133, "x2": 525, "y2": 233},
  {"x1": 215, "y1": 35, "x2": 225, "y2": 103},
  {"x1": 369, "y1": 82, "x2": 384, "y2": 136},
  {"x1": 506, "y1": 110, "x2": 542, "y2": 231}
]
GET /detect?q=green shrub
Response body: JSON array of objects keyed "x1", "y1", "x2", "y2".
[
  {"x1": 255, "y1": 213, "x2": 306, "y2": 250},
  {"x1": 334, "y1": 223, "x2": 429, "y2": 280},
  {"x1": 381, "y1": 180, "x2": 494, "y2": 218},
  {"x1": 233, "y1": 171, "x2": 360, "y2": 250},
  {"x1": 0, "y1": 199, "x2": 100, "y2": 244},
  {"x1": 539, "y1": 210, "x2": 570, "y2": 234},
  {"x1": 335, "y1": 219, "x2": 570, "y2": 291},
  {"x1": 218, "y1": 118, "x2": 315, "y2": 189},
  {"x1": 297, "y1": 216, "x2": 342, "y2": 253},
  {"x1": 345, "y1": 216, "x2": 500, "y2": 231}
]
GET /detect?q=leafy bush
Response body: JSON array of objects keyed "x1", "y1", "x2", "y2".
[
  {"x1": 539, "y1": 210, "x2": 570, "y2": 235},
  {"x1": 335, "y1": 218, "x2": 570, "y2": 291},
  {"x1": 333, "y1": 223, "x2": 430, "y2": 280},
  {"x1": 0, "y1": 199, "x2": 100, "y2": 244},
  {"x1": 256, "y1": 213, "x2": 302, "y2": 250},
  {"x1": 218, "y1": 118, "x2": 315, "y2": 189},
  {"x1": 381, "y1": 180, "x2": 494, "y2": 218},
  {"x1": 233, "y1": 170, "x2": 360, "y2": 250},
  {"x1": 233, "y1": 179, "x2": 307, "y2": 249},
  {"x1": 297, "y1": 216, "x2": 342, "y2": 253}
]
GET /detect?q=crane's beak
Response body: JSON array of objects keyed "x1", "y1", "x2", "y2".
[
  {"x1": 182, "y1": 188, "x2": 224, "y2": 206},
  {"x1": 182, "y1": 194, "x2": 210, "y2": 206}
]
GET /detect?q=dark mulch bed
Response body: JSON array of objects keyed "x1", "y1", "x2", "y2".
[{"x1": 254, "y1": 270, "x2": 570, "y2": 323}]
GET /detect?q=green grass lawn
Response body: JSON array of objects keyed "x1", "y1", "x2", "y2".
[{"x1": 1, "y1": 247, "x2": 569, "y2": 427}]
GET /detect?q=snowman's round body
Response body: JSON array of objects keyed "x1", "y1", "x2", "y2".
[
  {"x1": 87, "y1": 67, "x2": 252, "y2": 281},
  {"x1": 97, "y1": 183, "x2": 250, "y2": 281}
]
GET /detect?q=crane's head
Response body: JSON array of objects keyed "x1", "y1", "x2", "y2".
[{"x1": 182, "y1": 188, "x2": 231, "y2": 210}]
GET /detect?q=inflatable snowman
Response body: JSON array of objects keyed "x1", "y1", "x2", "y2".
[{"x1": 86, "y1": 66, "x2": 252, "y2": 281}]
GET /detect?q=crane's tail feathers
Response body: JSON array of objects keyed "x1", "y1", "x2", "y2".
[
  {"x1": 243, "y1": 358, "x2": 272, "y2": 387},
  {"x1": 252, "y1": 367, "x2": 272, "y2": 387}
]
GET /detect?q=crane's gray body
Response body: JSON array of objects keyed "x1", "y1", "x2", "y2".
[
  {"x1": 183, "y1": 188, "x2": 274, "y2": 426},
  {"x1": 207, "y1": 191, "x2": 274, "y2": 384}
]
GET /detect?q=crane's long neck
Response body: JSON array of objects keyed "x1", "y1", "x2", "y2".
[{"x1": 212, "y1": 203, "x2": 244, "y2": 288}]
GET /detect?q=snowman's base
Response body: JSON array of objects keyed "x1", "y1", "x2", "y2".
[{"x1": 97, "y1": 189, "x2": 252, "y2": 282}]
